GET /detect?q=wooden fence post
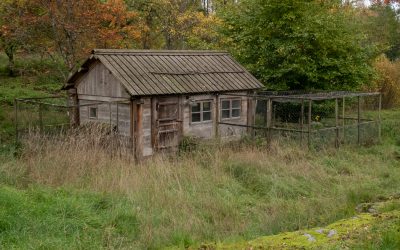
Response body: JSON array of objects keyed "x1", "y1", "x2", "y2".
[
  {"x1": 378, "y1": 93, "x2": 382, "y2": 143},
  {"x1": 39, "y1": 103, "x2": 44, "y2": 133},
  {"x1": 14, "y1": 98, "x2": 19, "y2": 144},
  {"x1": 308, "y1": 99, "x2": 312, "y2": 149},
  {"x1": 357, "y1": 96, "x2": 361, "y2": 145},
  {"x1": 335, "y1": 98, "x2": 339, "y2": 148},
  {"x1": 342, "y1": 97, "x2": 345, "y2": 143},
  {"x1": 300, "y1": 99, "x2": 304, "y2": 145}
]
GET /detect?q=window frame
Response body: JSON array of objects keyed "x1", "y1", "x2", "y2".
[
  {"x1": 88, "y1": 106, "x2": 98, "y2": 119},
  {"x1": 190, "y1": 100, "x2": 213, "y2": 124},
  {"x1": 220, "y1": 98, "x2": 242, "y2": 120}
]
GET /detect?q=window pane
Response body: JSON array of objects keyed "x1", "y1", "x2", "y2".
[
  {"x1": 203, "y1": 111, "x2": 211, "y2": 121},
  {"x1": 221, "y1": 110, "x2": 230, "y2": 119},
  {"x1": 232, "y1": 100, "x2": 241, "y2": 108},
  {"x1": 232, "y1": 109, "x2": 240, "y2": 118},
  {"x1": 89, "y1": 107, "x2": 97, "y2": 118},
  {"x1": 191, "y1": 102, "x2": 201, "y2": 112},
  {"x1": 203, "y1": 101, "x2": 211, "y2": 111},
  {"x1": 192, "y1": 113, "x2": 201, "y2": 122},
  {"x1": 221, "y1": 100, "x2": 230, "y2": 109}
]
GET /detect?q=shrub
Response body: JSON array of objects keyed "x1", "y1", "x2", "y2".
[{"x1": 370, "y1": 55, "x2": 400, "y2": 109}]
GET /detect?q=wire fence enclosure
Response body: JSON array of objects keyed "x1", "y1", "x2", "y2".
[
  {"x1": 219, "y1": 91, "x2": 382, "y2": 149},
  {"x1": 14, "y1": 91, "x2": 382, "y2": 155},
  {"x1": 14, "y1": 96, "x2": 134, "y2": 157}
]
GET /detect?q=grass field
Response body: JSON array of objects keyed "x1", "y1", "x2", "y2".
[{"x1": 0, "y1": 53, "x2": 400, "y2": 249}]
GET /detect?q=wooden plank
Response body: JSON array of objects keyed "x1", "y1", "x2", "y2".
[
  {"x1": 151, "y1": 97, "x2": 158, "y2": 151},
  {"x1": 130, "y1": 100, "x2": 135, "y2": 155}
]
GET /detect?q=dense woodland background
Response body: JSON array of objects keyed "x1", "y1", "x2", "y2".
[{"x1": 0, "y1": 0, "x2": 400, "y2": 108}]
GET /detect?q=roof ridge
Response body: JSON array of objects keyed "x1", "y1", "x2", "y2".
[{"x1": 92, "y1": 49, "x2": 229, "y2": 55}]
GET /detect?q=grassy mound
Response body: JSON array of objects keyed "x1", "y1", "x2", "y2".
[{"x1": 200, "y1": 197, "x2": 400, "y2": 249}]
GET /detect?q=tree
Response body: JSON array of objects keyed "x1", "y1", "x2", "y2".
[
  {"x1": 126, "y1": 0, "x2": 223, "y2": 50},
  {"x1": 0, "y1": 0, "x2": 29, "y2": 76},
  {"x1": 28, "y1": 0, "x2": 141, "y2": 73},
  {"x1": 222, "y1": 0, "x2": 377, "y2": 90}
]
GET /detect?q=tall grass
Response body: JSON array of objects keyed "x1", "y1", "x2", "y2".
[{"x1": 1, "y1": 115, "x2": 399, "y2": 248}]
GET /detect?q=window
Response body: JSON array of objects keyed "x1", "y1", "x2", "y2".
[
  {"x1": 221, "y1": 99, "x2": 241, "y2": 119},
  {"x1": 191, "y1": 101, "x2": 212, "y2": 123},
  {"x1": 89, "y1": 107, "x2": 98, "y2": 119}
]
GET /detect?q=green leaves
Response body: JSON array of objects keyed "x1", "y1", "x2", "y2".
[{"x1": 222, "y1": 0, "x2": 376, "y2": 91}]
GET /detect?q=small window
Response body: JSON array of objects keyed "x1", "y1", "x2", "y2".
[
  {"x1": 89, "y1": 107, "x2": 98, "y2": 119},
  {"x1": 221, "y1": 99, "x2": 241, "y2": 119},
  {"x1": 191, "y1": 101, "x2": 212, "y2": 123}
]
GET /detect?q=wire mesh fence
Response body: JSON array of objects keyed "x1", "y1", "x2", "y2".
[
  {"x1": 220, "y1": 91, "x2": 381, "y2": 149},
  {"x1": 14, "y1": 97, "x2": 134, "y2": 157}
]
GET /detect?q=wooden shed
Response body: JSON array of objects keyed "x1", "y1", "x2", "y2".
[{"x1": 64, "y1": 49, "x2": 263, "y2": 159}]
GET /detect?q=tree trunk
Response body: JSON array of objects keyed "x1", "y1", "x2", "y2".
[{"x1": 5, "y1": 45, "x2": 16, "y2": 77}]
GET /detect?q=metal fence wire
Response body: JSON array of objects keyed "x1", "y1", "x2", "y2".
[
  {"x1": 14, "y1": 91, "x2": 382, "y2": 152},
  {"x1": 220, "y1": 91, "x2": 381, "y2": 149},
  {"x1": 14, "y1": 97, "x2": 133, "y2": 157}
]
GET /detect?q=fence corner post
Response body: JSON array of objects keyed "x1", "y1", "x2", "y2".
[{"x1": 14, "y1": 98, "x2": 19, "y2": 144}]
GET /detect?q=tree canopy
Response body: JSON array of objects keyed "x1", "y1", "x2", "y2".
[
  {"x1": 0, "y1": 0, "x2": 400, "y2": 92},
  {"x1": 221, "y1": 0, "x2": 377, "y2": 90}
]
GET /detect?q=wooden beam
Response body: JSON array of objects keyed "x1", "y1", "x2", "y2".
[
  {"x1": 215, "y1": 94, "x2": 220, "y2": 138},
  {"x1": 130, "y1": 100, "x2": 135, "y2": 157},
  {"x1": 151, "y1": 97, "x2": 158, "y2": 151},
  {"x1": 135, "y1": 100, "x2": 143, "y2": 161}
]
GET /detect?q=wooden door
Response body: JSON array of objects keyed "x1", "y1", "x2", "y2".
[{"x1": 153, "y1": 96, "x2": 182, "y2": 152}]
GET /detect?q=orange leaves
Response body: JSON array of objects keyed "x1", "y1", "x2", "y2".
[{"x1": 22, "y1": 0, "x2": 142, "y2": 71}]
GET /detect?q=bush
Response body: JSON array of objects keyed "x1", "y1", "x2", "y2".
[{"x1": 370, "y1": 55, "x2": 400, "y2": 109}]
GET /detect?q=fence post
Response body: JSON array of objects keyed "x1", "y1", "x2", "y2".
[
  {"x1": 342, "y1": 97, "x2": 345, "y2": 143},
  {"x1": 215, "y1": 94, "x2": 220, "y2": 138},
  {"x1": 300, "y1": 99, "x2": 304, "y2": 145},
  {"x1": 378, "y1": 93, "x2": 382, "y2": 143},
  {"x1": 14, "y1": 98, "x2": 19, "y2": 144},
  {"x1": 357, "y1": 96, "x2": 361, "y2": 145},
  {"x1": 308, "y1": 99, "x2": 312, "y2": 149},
  {"x1": 39, "y1": 103, "x2": 44, "y2": 133},
  {"x1": 335, "y1": 98, "x2": 339, "y2": 148},
  {"x1": 266, "y1": 98, "x2": 272, "y2": 144}
]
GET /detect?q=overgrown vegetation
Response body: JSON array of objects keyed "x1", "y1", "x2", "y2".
[{"x1": 0, "y1": 110, "x2": 399, "y2": 248}]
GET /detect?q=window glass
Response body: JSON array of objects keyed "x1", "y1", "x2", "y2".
[
  {"x1": 222, "y1": 110, "x2": 230, "y2": 119},
  {"x1": 203, "y1": 102, "x2": 211, "y2": 111},
  {"x1": 220, "y1": 99, "x2": 241, "y2": 119},
  {"x1": 89, "y1": 107, "x2": 97, "y2": 118},
  {"x1": 221, "y1": 100, "x2": 230, "y2": 109},
  {"x1": 192, "y1": 113, "x2": 201, "y2": 122},
  {"x1": 203, "y1": 111, "x2": 211, "y2": 121},
  {"x1": 191, "y1": 101, "x2": 212, "y2": 123},
  {"x1": 232, "y1": 100, "x2": 241, "y2": 109},
  {"x1": 232, "y1": 109, "x2": 240, "y2": 118},
  {"x1": 191, "y1": 102, "x2": 201, "y2": 112}
]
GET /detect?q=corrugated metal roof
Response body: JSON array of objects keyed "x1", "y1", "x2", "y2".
[{"x1": 66, "y1": 49, "x2": 263, "y2": 96}]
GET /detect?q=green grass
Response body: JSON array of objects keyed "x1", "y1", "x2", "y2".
[
  {"x1": 0, "y1": 185, "x2": 141, "y2": 249},
  {"x1": 0, "y1": 109, "x2": 398, "y2": 249},
  {"x1": 0, "y1": 52, "x2": 66, "y2": 105},
  {"x1": 0, "y1": 53, "x2": 400, "y2": 249}
]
